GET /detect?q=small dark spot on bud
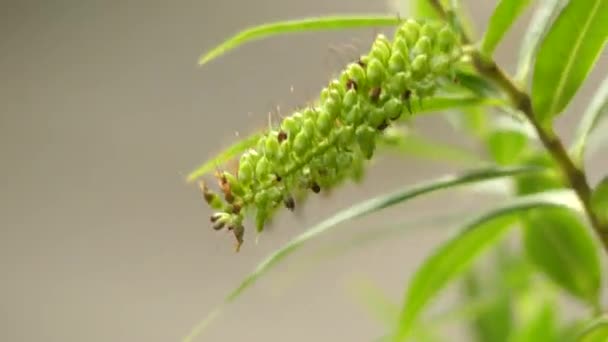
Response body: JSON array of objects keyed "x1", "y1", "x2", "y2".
[
  {"x1": 233, "y1": 225, "x2": 244, "y2": 252},
  {"x1": 212, "y1": 221, "x2": 226, "y2": 230},
  {"x1": 452, "y1": 76, "x2": 460, "y2": 84},
  {"x1": 357, "y1": 59, "x2": 366, "y2": 68},
  {"x1": 210, "y1": 214, "x2": 221, "y2": 223},
  {"x1": 278, "y1": 130, "x2": 288, "y2": 143},
  {"x1": 346, "y1": 79, "x2": 358, "y2": 91},
  {"x1": 370, "y1": 87, "x2": 381, "y2": 102},
  {"x1": 284, "y1": 196, "x2": 295, "y2": 211},
  {"x1": 377, "y1": 120, "x2": 389, "y2": 130},
  {"x1": 224, "y1": 192, "x2": 234, "y2": 203},
  {"x1": 403, "y1": 89, "x2": 412, "y2": 114},
  {"x1": 275, "y1": 174, "x2": 282, "y2": 182},
  {"x1": 311, "y1": 182, "x2": 321, "y2": 193},
  {"x1": 231, "y1": 203, "x2": 242, "y2": 214},
  {"x1": 203, "y1": 192, "x2": 214, "y2": 204}
]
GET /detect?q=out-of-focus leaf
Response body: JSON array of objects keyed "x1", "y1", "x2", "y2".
[
  {"x1": 379, "y1": 127, "x2": 483, "y2": 165},
  {"x1": 572, "y1": 75, "x2": 608, "y2": 164},
  {"x1": 558, "y1": 320, "x2": 587, "y2": 342},
  {"x1": 577, "y1": 316, "x2": 608, "y2": 342},
  {"x1": 408, "y1": 96, "x2": 506, "y2": 115},
  {"x1": 591, "y1": 176, "x2": 608, "y2": 226},
  {"x1": 491, "y1": 114, "x2": 538, "y2": 141},
  {"x1": 461, "y1": 244, "x2": 535, "y2": 342},
  {"x1": 516, "y1": 0, "x2": 566, "y2": 84},
  {"x1": 393, "y1": 189, "x2": 581, "y2": 340},
  {"x1": 515, "y1": 153, "x2": 563, "y2": 196},
  {"x1": 396, "y1": 215, "x2": 518, "y2": 340},
  {"x1": 481, "y1": 0, "x2": 532, "y2": 57},
  {"x1": 453, "y1": 70, "x2": 497, "y2": 96},
  {"x1": 186, "y1": 131, "x2": 262, "y2": 182},
  {"x1": 585, "y1": 119, "x2": 608, "y2": 160},
  {"x1": 463, "y1": 268, "x2": 513, "y2": 342},
  {"x1": 508, "y1": 284, "x2": 557, "y2": 342},
  {"x1": 348, "y1": 277, "x2": 399, "y2": 327},
  {"x1": 486, "y1": 130, "x2": 528, "y2": 165},
  {"x1": 523, "y1": 207, "x2": 601, "y2": 305},
  {"x1": 183, "y1": 166, "x2": 540, "y2": 342},
  {"x1": 411, "y1": 0, "x2": 441, "y2": 19},
  {"x1": 531, "y1": 0, "x2": 608, "y2": 122},
  {"x1": 448, "y1": 0, "x2": 476, "y2": 41},
  {"x1": 198, "y1": 15, "x2": 402, "y2": 65}
]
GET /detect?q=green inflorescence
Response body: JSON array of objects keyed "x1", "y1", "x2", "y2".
[{"x1": 199, "y1": 19, "x2": 462, "y2": 251}]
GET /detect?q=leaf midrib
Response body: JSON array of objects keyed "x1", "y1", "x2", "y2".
[{"x1": 547, "y1": 0, "x2": 602, "y2": 116}]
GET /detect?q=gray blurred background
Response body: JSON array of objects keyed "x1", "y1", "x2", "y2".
[{"x1": 1, "y1": 1, "x2": 606, "y2": 341}]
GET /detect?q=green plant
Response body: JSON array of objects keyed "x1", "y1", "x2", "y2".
[{"x1": 185, "y1": 1, "x2": 608, "y2": 341}]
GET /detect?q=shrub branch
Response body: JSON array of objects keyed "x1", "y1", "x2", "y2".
[{"x1": 430, "y1": 0, "x2": 608, "y2": 252}]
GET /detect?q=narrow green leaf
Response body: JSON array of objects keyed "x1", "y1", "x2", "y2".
[
  {"x1": 523, "y1": 207, "x2": 601, "y2": 304},
  {"x1": 481, "y1": 0, "x2": 532, "y2": 57},
  {"x1": 198, "y1": 15, "x2": 402, "y2": 65},
  {"x1": 394, "y1": 190, "x2": 580, "y2": 340},
  {"x1": 182, "y1": 166, "x2": 541, "y2": 342},
  {"x1": 515, "y1": 0, "x2": 565, "y2": 84},
  {"x1": 591, "y1": 176, "x2": 608, "y2": 226},
  {"x1": 572, "y1": 75, "x2": 608, "y2": 163},
  {"x1": 186, "y1": 131, "x2": 262, "y2": 182},
  {"x1": 577, "y1": 316, "x2": 608, "y2": 342},
  {"x1": 397, "y1": 216, "x2": 516, "y2": 340},
  {"x1": 531, "y1": 0, "x2": 608, "y2": 122}
]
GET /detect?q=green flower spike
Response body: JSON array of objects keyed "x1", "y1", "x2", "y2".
[{"x1": 200, "y1": 19, "x2": 461, "y2": 251}]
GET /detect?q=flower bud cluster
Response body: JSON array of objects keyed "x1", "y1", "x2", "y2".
[{"x1": 200, "y1": 19, "x2": 461, "y2": 251}]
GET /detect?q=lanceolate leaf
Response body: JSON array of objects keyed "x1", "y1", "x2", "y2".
[
  {"x1": 182, "y1": 166, "x2": 540, "y2": 342},
  {"x1": 198, "y1": 16, "x2": 402, "y2": 65},
  {"x1": 481, "y1": 0, "x2": 532, "y2": 57},
  {"x1": 523, "y1": 207, "x2": 601, "y2": 305},
  {"x1": 186, "y1": 131, "x2": 262, "y2": 182},
  {"x1": 578, "y1": 316, "x2": 608, "y2": 342},
  {"x1": 572, "y1": 75, "x2": 608, "y2": 163},
  {"x1": 393, "y1": 190, "x2": 580, "y2": 341},
  {"x1": 515, "y1": 0, "x2": 565, "y2": 84},
  {"x1": 531, "y1": 0, "x2": 608, "y2": 122}
]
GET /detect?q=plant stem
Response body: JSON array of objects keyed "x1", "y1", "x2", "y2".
[
  {"x1": 471, "y1": 52, "x2": 608, "y2": 251},
  {"x1": 429, "y1": 0, "x2": 608, "y2": 252}
]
